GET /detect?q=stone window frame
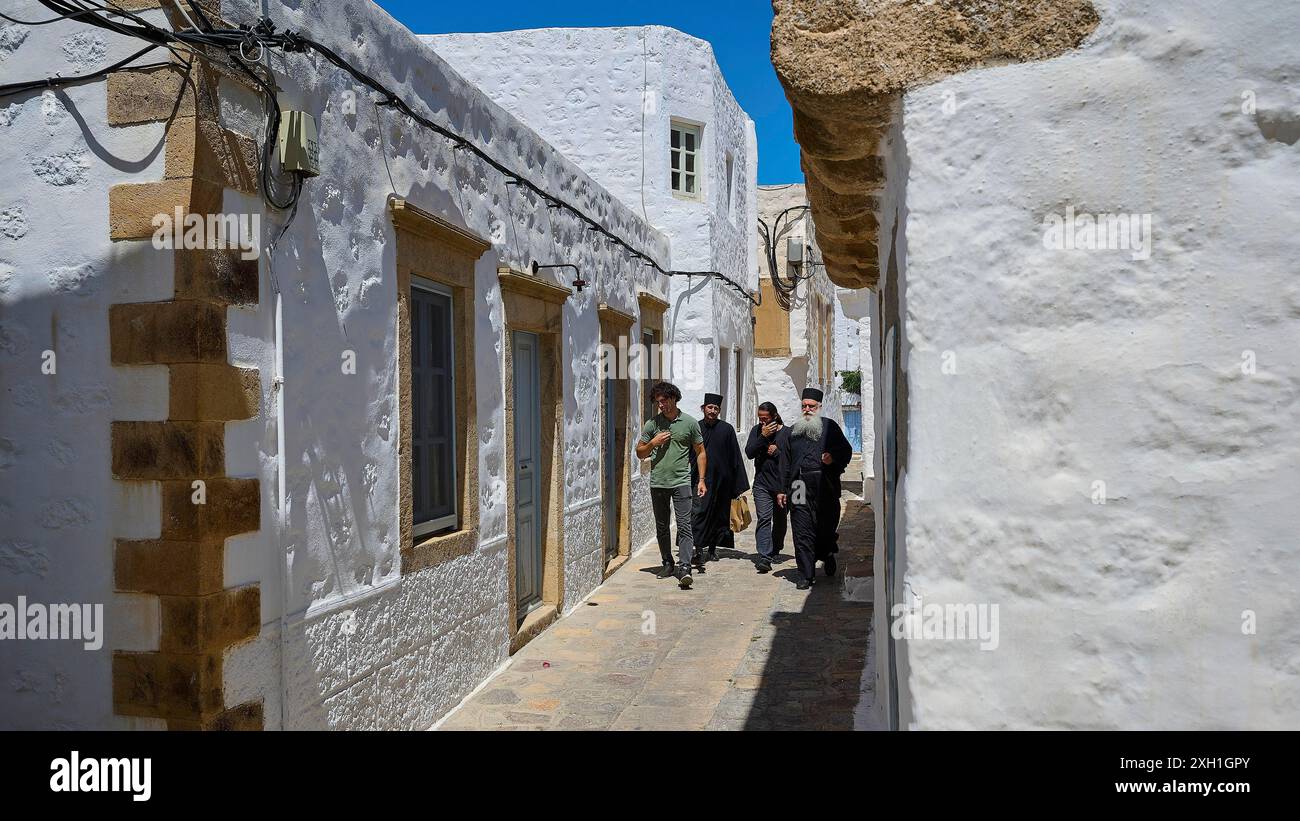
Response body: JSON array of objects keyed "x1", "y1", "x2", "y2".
[{"x1": 390, "y1": 198, "x2": 491, "y2": 575}]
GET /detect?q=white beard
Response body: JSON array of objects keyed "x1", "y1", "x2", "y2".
[{"x1": 792, "y1": 412, "x2": 822, "y2": 441}]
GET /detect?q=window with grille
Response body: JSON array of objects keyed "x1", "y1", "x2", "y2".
[
  {"x1": 670, "y1": 120, "x2": 702, "y2": 200},
  {"x1": 411, "y1": 278, "x2": 458, "y2": 536}
]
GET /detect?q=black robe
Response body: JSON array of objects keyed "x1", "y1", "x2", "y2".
[
  {"x1": 783, "y1": 416, "x2": 853, "y2": 557},
  {"x1": 690, "y1": 419, "x2": 751, "y2": 549},
  {"x1": 745, "y1": 423, "x2": 791, "y2": 492}
]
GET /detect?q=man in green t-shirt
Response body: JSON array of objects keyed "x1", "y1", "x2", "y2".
[{"x1": 636, "y1": 381, "x2": 707, "y2": 588}]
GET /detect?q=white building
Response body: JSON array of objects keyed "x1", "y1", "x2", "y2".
[
  {"x1": 0, "y1": 0, "x2": 675, "y2": 729},
  {"x1": 775, "y1": 0, "x2": 1300, "y2": 729},
  {"x1": 752, "y1": 183, "x2": 843, "y2": 429},
  {"x1": 426, "y1": 27, "x2": 760, "y2": 438}
]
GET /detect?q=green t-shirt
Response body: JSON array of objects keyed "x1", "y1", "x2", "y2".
[{"x1": 639, "y1": 411, "x2": 703, "y2": 489}]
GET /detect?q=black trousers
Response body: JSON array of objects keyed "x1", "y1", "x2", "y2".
[
  {"x1": 789, "y1": 473, "x2": 842, "y2": 581},
  {"x1": 651, "y1": 485, "x2": 696, "y2": 567}
]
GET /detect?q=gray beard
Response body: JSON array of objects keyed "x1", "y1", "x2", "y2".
[{"x1": 792, "y1": 413, "x2": 822, "y2": 441}]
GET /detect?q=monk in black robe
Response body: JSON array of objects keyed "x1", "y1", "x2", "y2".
[
  {"x1": 690, "y1": 393, "x2": 751, "y2": 569},
  {"x1": 780, "y1": 387, "x2": 852, "y2": 589}
]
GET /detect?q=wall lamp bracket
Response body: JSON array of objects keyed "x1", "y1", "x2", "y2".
[{"x1": 532, "y1": 261, "x2": 587, "y2": 293}]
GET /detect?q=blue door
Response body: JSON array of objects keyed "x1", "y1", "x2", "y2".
[{"x1": 842, "y1": 409, "x2": 863, "y2": 453}]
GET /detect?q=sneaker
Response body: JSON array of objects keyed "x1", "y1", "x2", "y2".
[
  {"x1": 708, "y1": 547, "x2": 718, "y2": 562},
  {"x1": 679, "y1": 571, "x2": 693, "y2": 590},
  {"x1": 823, "y1": 554, "x2": 837, "y2": 577},
  {"x1": 795, "y1": 577, "x2": 812, "y2": 590},
  {"x1": 656, "y1": 563, "x2": 675, "y2": 579},
  {"x1": 755, "y1": 558, "x2": 772, "y2": 574}
]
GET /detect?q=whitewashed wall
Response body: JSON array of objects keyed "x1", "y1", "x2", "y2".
[
  {"x1": 879, "y1": 0, "x2": 1300, "y2": 729},
  {"x1": 223, "y1": 0, "x2": 672, "y2": 730},
  {"x1": 426, "y1": 26, "x2": 759, "y2": 430},
  {"x1": 0, "y1": 0, "x2": 671, "y2": 730},
  {"x1": 0, "y1": 2, "x2": 176, "y2": 729}
]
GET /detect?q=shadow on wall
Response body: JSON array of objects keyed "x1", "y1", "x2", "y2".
[
  {"x1": 277, "y1": 175, "x2": 509, "y2": 728},
  {"x1": 281, "y1": 190, "x2": 390, "y2": 612},
  {"x1": 741, "y1": 498, "x2": 875, "y2": 731},
  {"x1": 666, "y1": 271, "x2": 710, "y2": 383},
  {"x1": 783, "y1": 354, "x2": 809, "y2": 401},
  {"x1": 0, "y1": 250, "x2": 167, "y2": 729},
  {"x1": 0, "y1": 81, "x2": 226, "y2": 728},
  {"x1": 876, "y1": 173, "x2": 910, "y2": 730}
]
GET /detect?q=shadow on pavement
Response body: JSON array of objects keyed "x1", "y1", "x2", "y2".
[{"x1": 741, "y1": 499, "x2": 875, "y2": 731}]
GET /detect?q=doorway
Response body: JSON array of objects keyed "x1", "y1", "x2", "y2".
[
  {"x1": 512, "y1": 330, "x2": 543, "y2": 617},
  {"x1": 603, "y1": 373, "x2": 618, "y2": 563},
  {"x1": 734, "y1": 347, "x2": 744, "y2": 427},
  {"x1": 718, "y1": 346, "x2": 731, "y2": 423},
  {"x1": 500, "y1": 266, "x2": 569, "y2": 652},
  {"x1": 599, "y1": 304, "x2": 634, "y2": 573}
]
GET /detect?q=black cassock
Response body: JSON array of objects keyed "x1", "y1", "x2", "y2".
[
  {"x1": 690, "y1": 419, "x2": 751, "y2": 551},
  {"x1": 783, "y1": 417, "x2": 853, "y2": 580}
]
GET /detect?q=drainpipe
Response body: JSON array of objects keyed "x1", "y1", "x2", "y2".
[{"x1": 273, "y1": 288, "x2": 288, "y2": 730}]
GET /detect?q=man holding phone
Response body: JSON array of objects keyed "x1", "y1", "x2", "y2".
[
  {"x1": 636, "y1": 381, "x2": 708, "y2": 589},
  {"x1": 745, "y1": 401, "x2": 791, "y2": 574}
]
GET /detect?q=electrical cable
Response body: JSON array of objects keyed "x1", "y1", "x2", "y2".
[
  {"x1": 757, "y1": 202, "x2": 823, "y2": 312},
  {"x1": 25, "y1": 1, "x2": 756, "y2": 302},
  {"x1": 0, "y1": 43, "x2": 169, "y2": 98},
  {"x1": 0, "y1": 7, "x2": 110, "y2": 25},
  {"x1": 168, "y1": 0, "x2": 202, "y2": 34}
]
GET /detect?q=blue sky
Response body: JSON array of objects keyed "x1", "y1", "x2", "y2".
[{"x1": 376, "y1": 0, "x2": 801, "y2": 184}]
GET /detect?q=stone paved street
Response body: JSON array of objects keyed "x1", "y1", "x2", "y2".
[{"x1": 438, "y1": 495, "x2": 875, "y2": 730}]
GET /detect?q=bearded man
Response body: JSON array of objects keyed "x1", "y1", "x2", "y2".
[
  {"x1": 778, "y1": 388, "x2": 853, "y2": 589},
  {"x1": 689, "y1": 393, "x2": 750, "y2": 570}
]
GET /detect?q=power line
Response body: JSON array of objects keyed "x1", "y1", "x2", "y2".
[
  {"x1": 0, "y1": 43, "x2": 170, "y2": 98},
  {"x1": 21, "y1": 1, "x2": 758, "y2": 305}
]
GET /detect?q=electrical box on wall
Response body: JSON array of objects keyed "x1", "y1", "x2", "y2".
[
  {"x1": 277, "y1": 111, "x2": 320, "y2": 177},
  {"x1": 787, "y1": 237, "x2": 804, "y2": 264}
]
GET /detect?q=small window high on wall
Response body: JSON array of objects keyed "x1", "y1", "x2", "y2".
[
  {"x1": 412, "y1": 277, "x2": 458, "y2": 536},
  {"x1": 671, "y1": 120, "x2": 702, "y2": 200},
  {"x1": 724, "y1": 151, "x2": 735, "y2": 214}
]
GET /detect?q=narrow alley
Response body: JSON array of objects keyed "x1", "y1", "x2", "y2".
[{"x1": 439, "y1": 488, "x2": 875, "y2": 731}]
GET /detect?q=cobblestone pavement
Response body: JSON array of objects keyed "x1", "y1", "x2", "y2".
[{"x1": 438, "y1": 497, "x2": 875, "y2": 730}]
